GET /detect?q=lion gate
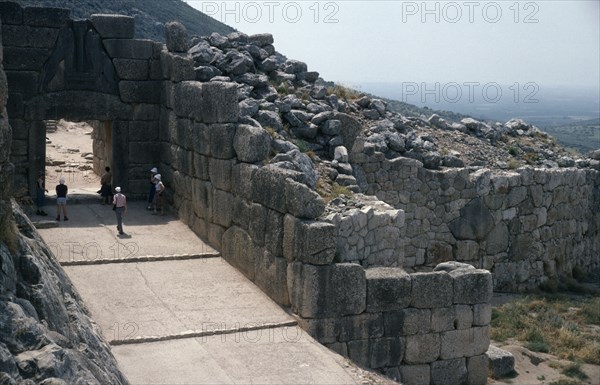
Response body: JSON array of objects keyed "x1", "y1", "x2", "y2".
[{"x1": 2, "y1": 2, "x2": 162, "y2": 198}]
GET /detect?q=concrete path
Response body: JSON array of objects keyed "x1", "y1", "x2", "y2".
[{"x1": 36, "y1": 201, "x2": 362, "y2": 385}]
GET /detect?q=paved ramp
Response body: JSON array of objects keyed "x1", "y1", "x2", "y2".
[{"x1": 37, "y1": 202, "x2": 361, "y2": 385}]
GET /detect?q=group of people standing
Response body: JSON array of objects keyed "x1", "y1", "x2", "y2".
[{"x1": 34, "y1": 166, "x2": 165, "y2": 236}]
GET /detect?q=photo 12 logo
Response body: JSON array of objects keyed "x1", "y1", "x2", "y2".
[
  {"x1": 400, "y1": 82, "x2": 540, "y2": 104},
  {"x1": 200, "y1": 1, "x2": 340, "y2": 24},
  {"x1": 401, "y1": 1, "x2": 540, "y2": 23}
]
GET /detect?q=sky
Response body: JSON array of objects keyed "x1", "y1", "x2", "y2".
[{"x1": 183, "y1": 0, "x2": 600, "y2": 90}]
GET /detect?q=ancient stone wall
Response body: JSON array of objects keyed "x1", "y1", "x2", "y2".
[
  {"x1": 352, "y1": 150, "x2": 600, "y2": 292},
  {"x1": 1, "y1": 2, "x2": 162, "y2": 197}
]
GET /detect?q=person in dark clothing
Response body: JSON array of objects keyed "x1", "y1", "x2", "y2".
[
  {"x1": 147, "y1": 167, "x2": 158, "y2": 210},
  {"x1": 100, "y1": 166, "x2": 113, "y2": 205},
  {"x1": 36, "y1": 171, "x2": 48, "y2": 216},
  {"x1": 55, "y1": 177, "x2": 68, "y2": 221}
]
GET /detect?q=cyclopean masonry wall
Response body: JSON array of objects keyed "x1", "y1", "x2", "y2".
[
  {"x1": 1, "y1": 2, "x2": 162, "y2": 197},
  {"x1": 351, "y1": 147, "x2": 600, "y2": 292},
  {"x1": 3, "y1": 4, "x2": 495, "y2": 382},
  {"x1": 157, "y1": 24, "x2": 492, "y2": 384}
]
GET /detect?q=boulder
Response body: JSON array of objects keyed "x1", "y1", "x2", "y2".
[
  {"x1": 233, "y1": 124, "x2": 271, "y2": 163},
  {"x1": 165, "y1": 21, "x2": 189, "y2": 52},
  {"x1": 486, "y1": 345, "x2": 516, "y2": 379}
]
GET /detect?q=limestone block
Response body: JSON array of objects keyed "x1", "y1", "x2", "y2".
[
  {"x1": 486, "y1": 345, "x2": 516, "y2": 379},
  {"x1": 454, "y1": 305, "x2": 474, "y2": 329},
  {"x1": 247, "y1": 203, "x2": 267, "y2": 246},
  {"x1": 90, "y1": 14, "x2": 134, "y2": 39},
  {"x1": 450, "y1": 268, "x2": 493, "y2": 304},
  {"x1": 440, "y1": 326, "x2": 489, "y2": 359},
  {"x1": 386, "y1": 308, "x2": 431, "y2": 336},
  {"x1": 208, "y1": 158, "x2": 233, "y2": 192},
  {"x1": 221, "y1": 226, "x2": 259, "y2": 280},
  {"x1": 128, "y1": 142, "x2": 158, "y2": 165},
  {"x1": 264, "y1": 209, "x2": 284, "y2": 257},
  {"x1": 211, "y1": 188, "x2": 234, "y2": 228},
  {"x1": 431, "y1": 307, "x2": 456, "y2": 333},
  {"x1": 347, "y1": 339, "x2": 370, "y2": 367},
  {"x1": 250, "y1": 165, "x2": 292, "y2": 213},
  {"x1": 399, "y1": 365, "x2": 430, "y2": 385},
  {"x1": 254, "y1": 251, "x2": 289, "y2": 306},
  {"x1": 467, "y1": 354, "x2": 489, "y2": 385},
  {"x1": 287, "y1": 262, "x2": 366, "y2": 318},
  {"x1": 119, "y1": 80, "x2": 161, "y2": 103},
  {"x1": 174, "y1": 81, "x2": 203, "y2": 119},
  {"x1": 431, "y1": 358, "x2": 467, "y2": 385},
  {"x1": 297, "y1": 317, "x2": 340, "y2": 344},
  {"x1": 448, "y1": 198, "x2": 494, "y2": 241},
  {"x1": 283, "y1": 215, "x2": 336, "y2": 265},
  {"x1": 410, "y1": 271, "x2": 453, "y2": 308},
  {"x1": 191, "y1": 179, "x2": 211, "y2": 220},
  {"x1": 405, "y1": 333, "x2": 440, "y2": 364},
  {"x1": 339, "y1": 313, "x2": 383, "y2": 342},
  {"x1": 161, "y1": 52, "x2": 195, "y2": 82},
  {"x1": 285, "y1": 179, "x2": 325, "y2": 219},
  {"x1": 3, "y1": 47, "x2": 49, "y2": 70},
  {"x1": 370, "y1": 337, "x2": 405, "y2": 368},
  {"x1": 189, "y1": 122, "x2": 209, "y2": 156},
  {"x1": 23, "y1": 6, "x2": 69, "y2": 27},
  {"x1": 485, "y1": 223, "x2": 509, "y2": 255},
  {"x1": 365, "y1": 268, "x2": 411, "y2": 312},
  {"x1": 233, "y1": 124, "x2": 271, "y2": 163},
  {"x1": 2, "y1": 25, "x2": 59, "y2": 48},
  {"x1": 103, "y1": 39, "x2": 153, "y2": 59},
  {"x1": 208, "y1": 123, "x2": 237, "y2": 159},
  {"x1": 132, "y1": 104, "x2": 160, "y2": 121},
  {"x1": 113, "y1": 59, "x2": 148, "y2": 80},
  {"x1": 200, "y1": 81, "x2": 239, "y2": 124},
  {"x1": 473, "y1": 303, "x2": 492, "y2": 326},
  {"x1": 165, "y1": 21, "x2": 189, "y2": 52},
  {"x1": 231, "y1": 162, "x2": 257, "y2": 201},
  {"x1": 0, "y1": 2, "x2": 23, "y2": 25}
]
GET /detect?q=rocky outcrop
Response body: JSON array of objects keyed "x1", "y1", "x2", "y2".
[{"x1": 0, "y1": 16, "x2": 128, "y2": 385}]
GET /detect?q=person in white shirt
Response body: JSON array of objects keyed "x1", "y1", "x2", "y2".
[{"x1": 113, "y1": 187, "x2": 127, "y2": 235}]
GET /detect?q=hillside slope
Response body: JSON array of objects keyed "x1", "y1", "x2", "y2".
[{"x1": 10, "y1": 0, "x2": 235, "y2": 41}]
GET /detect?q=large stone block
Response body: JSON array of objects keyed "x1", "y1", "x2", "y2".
[
  {"x1": 25, "y1": 91, "x2": 132, "y2": 121},
  {"x1": 211, "y1": 188, "x2": 234, "y2": 228},
  {"x1": 90, "y1": 14, "x2": 134, "y2": 39},
  {"x1": 339, "y1": 313, "x2": 383, "y2": 342},
  {"x1": 0, "y1": 2, "x2": 23, "y2": 25},
  {"x1": 283, "y1": 215, "x2": 336, "y2": 265},
  {"x1": 191, "y1": 122, "x2": 210, "y2": 156},
  {"x1": 208, "y1": 158, "x2": 233, "y2": 192},
  {"x1": 173, "y1": 81, "x2": 203, "y2": 118},
  {"x1": 128, "y1": 142, "x2": 159, "y2": 165},
  {"x1": 450, "y1": 269, "x2": 493, "y2": 304},
  {"x1": 161, "y1": 51, "x2": 195, "y2": 82},
  {"x1": 208, "y1": 123, "x2": 237, "y2": 159},
  {"x1": 248, "y1": 203, "x2": 267, "y2": 246},
  {"x1": 285, "y1": 178, "x2": 325, "y2": 219},
  {"x1": 23, "y1": 6, "x2": 69, "y2": 28},
  {"x1": 287, "y1": 262, "x2": 366, "y2": 318},
  {"x1": 431, "y1": 358, "x2": 467, "y2": 385},
  {"x1": 449, "y1": 198, "x2": 494, "y2": 241},
  {"x1": 410, "y1": 271, "x2": 453, "y2": 308},
  {"x1": 221, "y1": 226, "x2": 259, "y2": 280},
  {"x1": 231, "y1": 162, "x2": 257, "y2": 201},
  {"x1": 370, "y1": 337, "x2": 405, "y2": 368},
  {"x1": 200, "y1": 81, "x2": 239, "y2": 124},
  {"x1": 191, "y1": 179, "x2": 212, "y2": 220},
  {"x1": 3, "y1": 47, "x2": 49, "y2": 70},
  {"x1": 347, "y1": 339, "x2": 370, "y2": 367},
  {"x1": 2, "y1": 25, "x2": 59, "y2": 48},
  {"x1": 132, "y1": 103, "x2": 160, "y2": 121},
  {"x1": 399, "y1": 365, "x2": 430, "y2": 385},
  {"x1": 103, "y1": 39, "x2": 153, "y2": 59},
  {"x1": 297, "y1": 318, "x2": 339, "y2": 344},
  {"x1": 165, "y1": 21, "x2": 189, "y2": 52},
  {"x1": 366, "y1": 267, "x2": 412, "y2": 313},
  {"x1": 119, "y1": 80, "x2": 161, "y2": 103},
  {"x1": 250, "y1": 165, "x2": 293, "y2": 213},
  {"x1": 265, "y1": 209, "x2": 284, "y2": 257},
  {"x1": 112, "y1": 59, "x2": 148, "y2": 80},
  {"x1": 233, "y1": 124, "x2": 271, "y2": 163},
  {"x1": 473, "y1": 303, "x2": 492, "y2": 326},
  {"x1": 128, "y1": 121, "x2": 158, "y2": 141},
  {"x1": 405, "y1": 333, "x2": 440, "y2": 364},
  {"x1": 440, "y1": 326, "x2": 489, "y2": 359},
  {"x1": 255, "y1": 252, "x2": 290, "y2": 306},
  {"x1": 486, "y1": 345, "x2": 516, "y2": 379},
  {"x1": 467, "y1": 354, "x2": 489, "y2": 385}
]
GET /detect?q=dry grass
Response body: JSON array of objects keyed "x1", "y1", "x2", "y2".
[
  {"x1": 327, "y1": 84, "x2": 361, "y2": 100},
  {"x1": 491, "y1": 294, "x2": 600, "y2": 365}
]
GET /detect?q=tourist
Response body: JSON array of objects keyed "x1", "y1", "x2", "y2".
[
  {"x1": 147, "y1": 167, "x2": 158, "y2": 210},
  {"x1": 152, "y1": 174, "x2": 165, "y2": 215},
  {"x1": 36, "y1": 171, "x2": 48, "y2": 216},
  {"x1": 113, "y1": 187, "x2": 127, "y2": 235},
  {"x1": 55, "y1": 177, "x2": 68, "y2": 221},
  {"x1": 100, "y1": 166, "x2": 113, "y2": 205}
]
